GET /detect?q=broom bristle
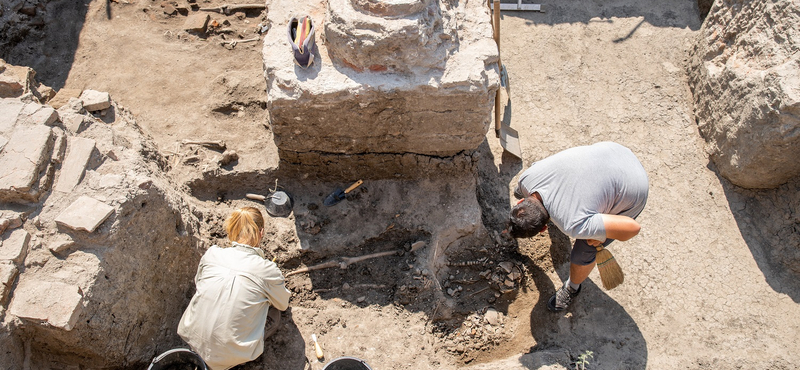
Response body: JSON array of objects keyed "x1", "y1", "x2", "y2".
[{"x1": 596, "y1": 248, "x2": 624, "y2": 290}]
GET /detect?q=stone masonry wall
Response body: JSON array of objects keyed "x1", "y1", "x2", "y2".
[{"x1": 263, "y1": 0, "x2": 500, "y2": 179}]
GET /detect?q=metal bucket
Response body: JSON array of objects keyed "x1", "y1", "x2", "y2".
[
  {"x1": 147, "y1": 348, "x2": 207, "y2": 370},
  {"x1": 265, "y1": 191, "x2": 293, "y2": 217},
  {"x1": 321, "y1": 356, "x2": 373, "y2": 370}
]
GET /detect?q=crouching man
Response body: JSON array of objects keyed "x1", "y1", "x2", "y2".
[{"x1": 508, "y1": 142, "x2": 648, "y2": 312}]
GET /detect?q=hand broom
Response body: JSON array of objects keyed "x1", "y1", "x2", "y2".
[{"x1": 595, "y1": 246, "x2": 624, "y2": 290}]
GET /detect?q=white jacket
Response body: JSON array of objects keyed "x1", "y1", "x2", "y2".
[{"x1": 178, "y1": 243, "x2": 291, "y2": 370}]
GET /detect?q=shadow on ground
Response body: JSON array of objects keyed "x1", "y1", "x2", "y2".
[
  {"x1": 714, "y1": 164, "x2": 800, "y2": 303},
  {"x1": 499, "y1": 0, "x2": 702, "y2": 34},
  {"x1": 2, "y1": 0, "x2": 90, "y2": 90}
]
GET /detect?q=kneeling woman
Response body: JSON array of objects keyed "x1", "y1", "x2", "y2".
[{"x1": 178, "y1": 207, "x2": 291, "y2": 370}]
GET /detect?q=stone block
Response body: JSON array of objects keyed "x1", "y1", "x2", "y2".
[
  {"x1": 48, "y1": 88, "x2": 82, "y2": 110},
  {"x1": 0, "y1": 60, "x2": 35, "y2": 98},
  {"x1": 55, "y1": 137, "x2": 96, "y2": 193},
  {"x1": 688, "y1": 0, "x2": 800, "y2": 188},
  {"x1": 0, "y1": 98, "x2": 25, "y2": 135},
  {"x1": 23, "y1": 105, "x2": 58, "y2": 126},
  {"x1": 8, "y1": 279, "x2": 84, "y2": 331},
  {"x1": 263, "y1": 0, "x2": 498, "y2": 173},
  {"x1": 36, "y1": 84, "x2": 56, "y2": 102},
  {"x1": 184, "y1": 13, "x2": 209, "y2": 32},
  {"x1": 0, "y1": 228, "x2": 30, "y2": 264},
  {"x1": 55, "y1": 196, "x2": 114, "y2": 233},
  {"x1": 0, "y1": 261, "x2": 18, "y2": 305},
  {"x1": 48, "y1": 237, "x2": 75, "y2": 254},
  {"x1": 59, "y1": 112, "x2": 90, "y2": 134},
  {"x1": 0, "y1": 125, "x2": 53, "y2": 202},
  {"x1": 79, "y1": 90, "x2": 111, "y2": 112},
  {"x1": 0, "y1": 211, "x2": 23, "y2": 235}
]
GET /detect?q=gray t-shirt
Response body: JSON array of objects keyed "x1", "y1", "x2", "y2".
[{"x1": 517, "y1": 142, "x2": 649, "y2": 241}]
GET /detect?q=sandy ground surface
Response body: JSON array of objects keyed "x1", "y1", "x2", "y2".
[{"x1": 4, "y1": 0, "x2": 800, "y2": 369}]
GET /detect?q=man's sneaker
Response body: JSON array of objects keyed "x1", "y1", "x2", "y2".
[{"x1": 547, "y1": 281, "x2": 581, "y2": 312}]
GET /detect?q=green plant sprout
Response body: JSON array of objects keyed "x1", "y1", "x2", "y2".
[{"x1": 573, "y1": 350, "x2": 594, "y2": 370}]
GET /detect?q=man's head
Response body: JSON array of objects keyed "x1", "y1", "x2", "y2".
[{"x1": 508, "y1": 197, "x2": 550, "y2": 238}]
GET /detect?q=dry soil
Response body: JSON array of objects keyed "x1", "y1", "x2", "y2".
[{"x1": 4, "y1": 0, "x2": 800, "y2": 369}]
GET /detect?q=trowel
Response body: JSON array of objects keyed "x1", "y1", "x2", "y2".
[{"x1": 323, "y1": 180, "x2": 363, "y2": 206}]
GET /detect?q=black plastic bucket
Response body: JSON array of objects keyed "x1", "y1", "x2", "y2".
[
  {"x1": 147, "y1": 348, "x2": 208, "y2": 370},
  {"x1": 321, "y1": 357, "x2": 373, "y2": 370}
]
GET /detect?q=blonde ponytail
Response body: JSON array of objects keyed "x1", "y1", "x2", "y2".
[{"x1": 224, "y1": 207, "x2": 265, "y2": 247}]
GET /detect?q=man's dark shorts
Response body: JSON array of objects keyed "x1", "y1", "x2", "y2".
[{"x1": 571, "y1": 238, "x2": 615, "y2": 265}]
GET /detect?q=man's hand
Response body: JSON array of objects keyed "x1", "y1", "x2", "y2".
[{"x1": 587, "y1": 239, "x2": 604, "y2": 247}]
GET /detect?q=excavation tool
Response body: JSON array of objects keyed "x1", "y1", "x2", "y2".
[
  {"x1": 323, "y1": 180, "x2": 363, "y2": 206},
  {"x1": 246, "y1": 191, "x2": 294, "y2": 217},
  {"x1": 490, "y1": 0, "x2": 522, "y2": 158},
  {"x1": 199, "y1": 3, "x2": 266, "y2": 15},
  {"x1": 312, "y1": 334, "x2": 324, "y2": 361},
  {"x1": 285, "y1": 242, "x2": 425, "y2": 277},
  {"x1": 595, "y1": 245, "x2": 624, "y2": 290}
]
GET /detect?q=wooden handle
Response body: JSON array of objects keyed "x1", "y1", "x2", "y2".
[
  {"x1": 246, "y1": 193, "x2": 265, "y2": 201},
  {"x1": 344, "y1": 179, "x2": 363, "y2": 194},
  {"x1": 314, "y1": 341, "x2": 324, "y2": 360},
  {"x1": 312, "y1": 334, "x2": 324, "y2": 360},
  {"x1": 492, "y1": 0, "x2": 502, "y2": 137},
  {"x1": 493, "y1": 0, "x2": 500, "y2": 46}
]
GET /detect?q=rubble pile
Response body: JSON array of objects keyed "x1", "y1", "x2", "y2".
[{"x1": 0, "y1": 62, "x2": 202, "y2": 368}]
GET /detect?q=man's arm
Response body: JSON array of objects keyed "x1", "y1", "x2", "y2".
[{"x1": 599, "y1": 214, "x2": 641, "y2": 241}]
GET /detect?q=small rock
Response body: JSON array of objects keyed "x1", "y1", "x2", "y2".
[
  {"x1": 163, "y1": 4, "x2": 177, "y2": 15},
  {"x1": 79, "y1": 90, "x2": 111, "y2": 112},
  {"x1": 0, "y1": 261, "x2": 18, "y2": 304},
  {"x1": 49, "y1": 88, "x2": 82, "y2": 110},
  {"x1": 49, "y1": 238, "x2": 75, "y2": 253},
  {"x1": 219, "y1": 150, "x2": 238, "y2": 166},
  {"x1": 184, "y1": 13, "x2": 209, "y2": 32},
  {"x1": 36, "y1": 84, "x2": 55, "y2": 102},
  {"x1": 0, "y1": 228, "x2": 30, "y2": 263},
  {"x1": 484, "y1": 308, "x2": 499, "y2": 326},
  {"x1": 61, "y1": 112, "x2": 90, "y2": 134},
  {"x1": 356, "y1": 296, "x2": 366, "y2": 303},
  {"x1": 499, "y1": 261, "x2": 514, "y2": 273}
]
